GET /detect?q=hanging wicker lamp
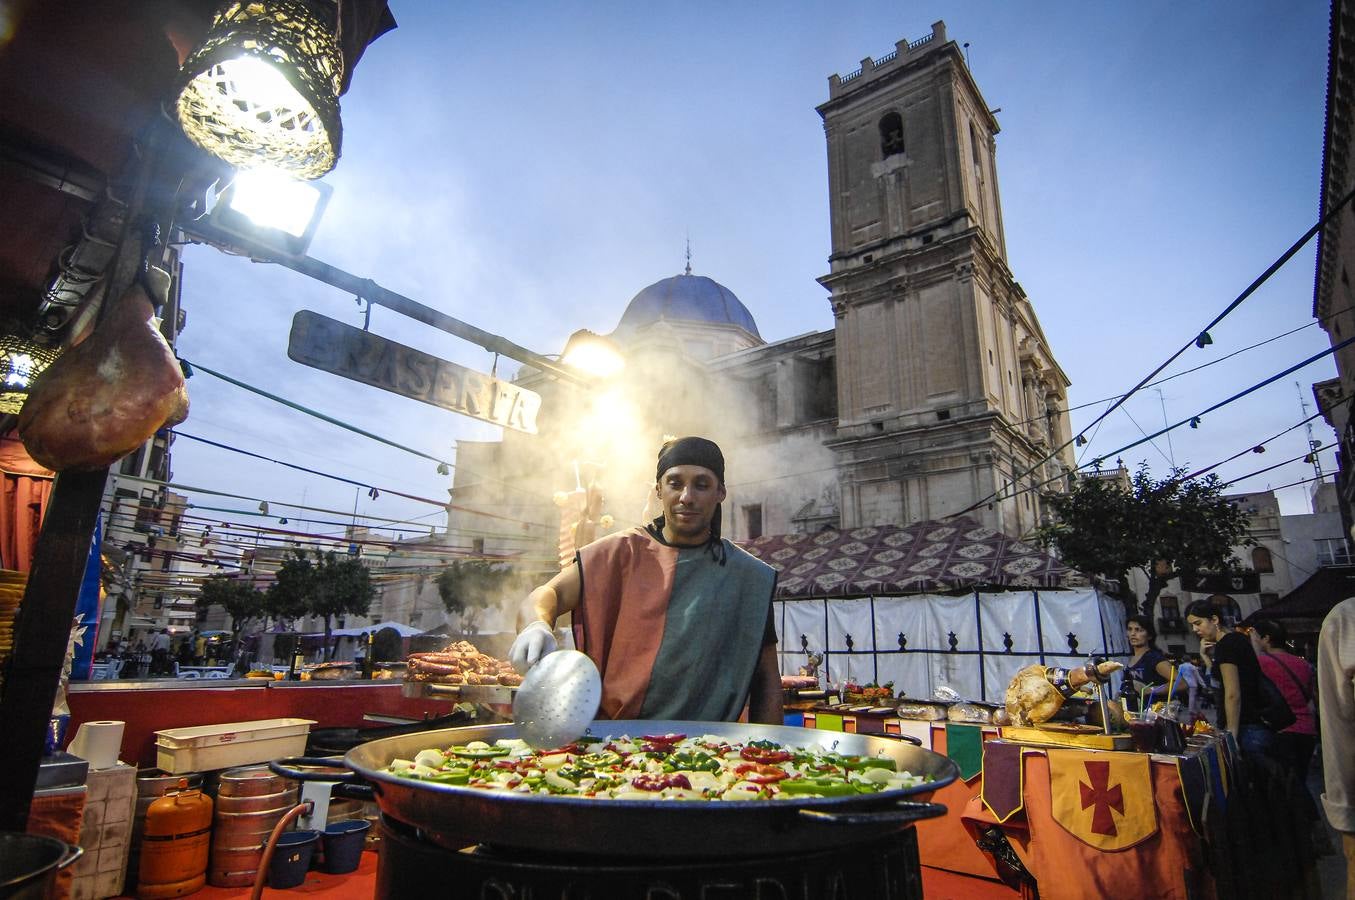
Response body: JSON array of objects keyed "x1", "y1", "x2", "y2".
[
  {"x1": 0, "y1": 334, "x2": 60, "y2": 415},
  {"x1": 175, "y1": 0, "x2": 344, "y2": 179}
]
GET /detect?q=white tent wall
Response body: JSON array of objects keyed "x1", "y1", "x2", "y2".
[
  {"x1": 873, "y1": 595, "x2": 932, "y2": 699},
  {"x1": 775, "y1": 590, "x2": 1133, "y2": 704}
]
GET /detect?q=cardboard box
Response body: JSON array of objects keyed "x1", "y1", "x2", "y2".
[{"x1": 155, "y1": 719, "x2": 315, "y2": 773}]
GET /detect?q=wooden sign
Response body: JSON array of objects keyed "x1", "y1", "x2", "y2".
[{"x1": 287, "y1": 310, "x2": 541, "y2": 434}]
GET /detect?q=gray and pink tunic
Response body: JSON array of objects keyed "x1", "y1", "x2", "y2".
[{"x1": 573, "y1": 528, "x2": 776, "y2": 721}]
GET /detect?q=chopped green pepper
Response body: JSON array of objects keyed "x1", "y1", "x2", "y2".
[
  {"x1": 424, "y1": 768, "x2": 471, "y2": 785},
  {"x1": 556, "y1": 764, "x2": 591, "y2": 783},
  {"x1": 842, "y1": 756, "x2": 895, "y2": 772},
  {"x1": 667, "y1": 750, "x2": 722, "y2": 773},
  {"x1": 579, "y1": 751, "x2": 623, "y2": 769},
  {"x1": 448, "y1": 745, "x2": 511, "y2": 759},
  {"x1": 778, "y1": 778, "x2": 866, "y2": 797}
]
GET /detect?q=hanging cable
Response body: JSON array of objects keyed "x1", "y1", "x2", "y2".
[
  {"x1": 947, "y1": 340, "x2": 1355, "y2": 515},
  {"x1": 1183, "y1": 394, "x2": 1348, "y2": 480},
  {"x1": 1219, "y1": 443, "x2": 1334, "y2": 489},
  {"x1": 1083, "y1": 336, "x2": 1355, "y2": 471},
  {"x1": 955, "y1": 184, "x2": 1355, "y2": 517},
  {"x1": 180, "y1": 358, "x2": 542, "y2": 499},
  {"x1": 180, "y1": 357, "x2": 453, "y2": 466},
  {"x1": 1015, "y1": 303, "x2": 1354, "y2": 428},
  {"x1": 108, "y1": 472, "x2": 552, "y2": 529}
]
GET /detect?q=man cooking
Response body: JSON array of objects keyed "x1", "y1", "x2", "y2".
[{"x1": 509, "y1": 436, "x2": 783, "y2": 724}]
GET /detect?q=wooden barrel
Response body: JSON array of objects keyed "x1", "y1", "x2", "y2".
[
  {"x1": 217, "y1": 765, "x2": 291, "y2": 798},
  {"x1": 325, "y1": 798, "x2": 364, "y2": 823},
  {"x1": 128, "y1": 769, "x2": 204, "y2": 892},
  {"x1": 208, "y1": 769, "x2": 299, "y2": 887}
]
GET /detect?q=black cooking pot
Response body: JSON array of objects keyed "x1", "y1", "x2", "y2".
[
  {"x1": 306, "y1": 710, "x2": 471, "y2": 756},
  {"x1": 0, "y1": 833, "x2": 82, "y2": 900}
]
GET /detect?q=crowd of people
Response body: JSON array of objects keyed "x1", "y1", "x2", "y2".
[
  {"x1": 1116, "y1": 600, "x2": 1351, "y2": 895},
  {"x1": 95, "y1": 627, "x2": 222, "y2": 677}
]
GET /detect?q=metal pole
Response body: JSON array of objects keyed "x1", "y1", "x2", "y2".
[{"x1": 181, "y1": 222, "x2": 589, "y2": 386}]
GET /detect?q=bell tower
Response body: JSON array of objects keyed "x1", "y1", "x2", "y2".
[{"x1": 817, "y1": 22, "x2": 1074, "y2": 535}]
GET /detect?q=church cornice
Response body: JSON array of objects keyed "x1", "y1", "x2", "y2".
[{"x1": 817, "y1": 22, "x2": 1000, "y2": 137}]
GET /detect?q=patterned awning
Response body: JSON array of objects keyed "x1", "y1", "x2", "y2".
[{"x1": 739, "y1": 519, "x2": 1083, "y2": 600}]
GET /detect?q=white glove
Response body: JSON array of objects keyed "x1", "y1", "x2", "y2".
[{"x1": 510, "y1": 621, "x2": 558, "y2": 674}]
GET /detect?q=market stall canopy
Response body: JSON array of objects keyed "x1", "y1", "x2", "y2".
[
  {"x1": 329, "y1": 621, "x2": 420, "y2": 637},
  {"x1": 742, "y1": 519, "x2": 1084, "y2": 600},
  {"x1": 1243, "y1": 564, "x2": 1355, "y2": 624}
]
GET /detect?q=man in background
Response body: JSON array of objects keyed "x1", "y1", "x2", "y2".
[
  {"x1": 149, "y1": 627, "x2": 171, "y2": 676},
  {"x1": 1318, "y1": 595, "x2": 1355, "y2": 898}
]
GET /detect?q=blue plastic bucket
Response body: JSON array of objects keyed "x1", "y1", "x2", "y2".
[
  {"x1": 267, "y1": 830, "x2": 319, "y2": 889},
  {"x1": 321, "y1": 820, "x2": 371, "y2": 874}
]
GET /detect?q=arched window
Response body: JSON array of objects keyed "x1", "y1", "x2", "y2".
[
  {"x1": 878, "y1": 112, "x2": 905, "y2": 158},
  {"x1": 1251, "y1": 546, "x2": 1273, "y2": 574}
]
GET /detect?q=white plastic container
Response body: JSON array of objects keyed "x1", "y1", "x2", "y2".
[{"x1": 154, "y1": 719, "x2": 316, "y2": 774}]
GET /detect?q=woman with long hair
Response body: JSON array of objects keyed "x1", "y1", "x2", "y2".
[
  {"x1": 1119, "y1": 614, "x2": 1174, "y2": 712},
  {"x1": 1248, "y1": 618, "x2": 1318, "y2": 781},
  {"x1": 1186, "y1": 600, "x2": 1277, "y2": 760}
]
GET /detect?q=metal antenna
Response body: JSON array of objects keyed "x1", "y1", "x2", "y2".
[
  {"x1": 1297, "y1": 381, "x2": 1324, "y2": 482},
  {"x1": 684, "y1": 233, "x2": 692, "y2": 276},
  {"x1": 1154, "y1": 387, "x2": 1175, "y2": 467}
]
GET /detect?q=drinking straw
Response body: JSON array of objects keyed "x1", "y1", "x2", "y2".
[
  {"x1": 1167, "y1": 665, "x2": 1178, "y2": 706},
  {"x1": 1140, "y1": 685, "x2": 1150, "y2": 711}
]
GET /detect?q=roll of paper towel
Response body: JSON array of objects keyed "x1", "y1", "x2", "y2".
[{"x1": 68, "y1": 720, "x2": 125, "y2": 770}]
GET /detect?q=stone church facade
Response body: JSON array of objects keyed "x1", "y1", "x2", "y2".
[{"x1": 449, "y1": 22, "x2": 1075, "y2": 580}]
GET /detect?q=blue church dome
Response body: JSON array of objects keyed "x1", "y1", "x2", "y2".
[{"x1": 615, "y1": 273, "x2": 760, "y2": 338}]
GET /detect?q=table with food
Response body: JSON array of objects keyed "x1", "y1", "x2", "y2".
[{"x1": 790, "y1": 658, "x2": 1321, "y2": 900}]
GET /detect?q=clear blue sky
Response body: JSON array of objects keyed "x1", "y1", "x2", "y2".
[{"x1": 171, "y1": 0, "x2": 1336, "y2": 554}]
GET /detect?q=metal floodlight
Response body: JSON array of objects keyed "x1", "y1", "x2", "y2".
[
  {"x1": 560, "y1": 329, "x2": 625, "y2": 379},
  {"x1": 0, "y1": 334, "x2": 60, "y2": 414},
  {"x1": 174, "y1": 0, "x2": 344, "y2": 180},
  {"x1": 207, "y1": 169, "x2": 332, "y2": 257}
]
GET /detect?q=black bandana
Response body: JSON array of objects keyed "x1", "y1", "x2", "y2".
[
  {"x1": 655, "y1": 436, "x2": 724, "y2": 483},
  {"x1": 651, "y1": 436, "x2": 726, "y2": 564}
]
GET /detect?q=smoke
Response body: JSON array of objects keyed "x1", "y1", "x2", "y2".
[{"x1": 438, "y1": 326, "x2": 843, "y2": 637}]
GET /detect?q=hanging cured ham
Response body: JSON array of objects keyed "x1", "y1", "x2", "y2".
[
  {"x1": 1003, "y1": 661, "x2": 1123, "y2": 726},
  {"x1": 18, "y1": 275, "x2": 188, "y2": 472}
]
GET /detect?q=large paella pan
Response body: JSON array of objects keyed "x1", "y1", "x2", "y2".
[{"x1": 313, "y1": 719, "x2": 959, "y2": 859}]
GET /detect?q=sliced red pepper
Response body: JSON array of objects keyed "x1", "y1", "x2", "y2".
[
  {"x1": 740, "y1": 745, "x2": 792, "y2": 765},
  {"x1": 640, "y1": 733, "x2": 687, "y2": 745},
  {"x1": 735, "y1": 762, "x2": 789, "y2": 784},
  {"x1": 631, "y1": 773, "x2": 693, "y2": 792}
]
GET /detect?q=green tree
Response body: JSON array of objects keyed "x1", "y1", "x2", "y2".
[
  {"x1": 436, "y1": 560, "x2": 518, "y2": 636},
  {"x1": 264, "y1": 549, "x2": 314, "y2": 626},
  {"x1": 1037, "y1": 464, "x2": 1253, "y2": 618},
  {"x1": 268, "y1": 549, "x2": 376, "y2": 658},
  {"x1": 309, "y1": 550, "x2": 376, "y2": 656},
  {"x1": 198, "y1": 574, "x2": 265, "y2": 664}
]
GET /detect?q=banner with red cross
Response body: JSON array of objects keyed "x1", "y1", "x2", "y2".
[{"x1": 1047, "y1": 750, "x2": 1158, "y2": 851}]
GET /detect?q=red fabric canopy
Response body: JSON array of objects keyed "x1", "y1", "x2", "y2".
[{"x1": 0, "y1": 434, "x2": 53, "y2": 572}]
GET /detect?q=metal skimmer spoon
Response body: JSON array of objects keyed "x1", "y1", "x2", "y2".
[{"x1": 513, "y1": 650, "x2": 602, "y2": 749}]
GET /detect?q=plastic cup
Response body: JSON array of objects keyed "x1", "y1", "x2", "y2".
[
  {"x1": 1156, "y1": 718, "x2": 1186, "y2": 754},
  {"x1": 1128, "y1": 718, "x2": 1157, "y2": 752}
]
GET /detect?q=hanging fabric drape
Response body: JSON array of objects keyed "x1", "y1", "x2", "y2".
[{"x1": 0, "y1": 434, "x2": 54, "y2": 572}]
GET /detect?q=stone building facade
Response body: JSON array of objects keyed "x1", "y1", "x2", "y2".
[
  {"x1": 815, "y1": 22, "x2": 1072, "y2": 538},
  {"x1": 449, "y1": 22, "x2": 1075, "y2": 576},
  {"x1": 1315, "y1": 0, "x2": 1355, "y2": 533}
]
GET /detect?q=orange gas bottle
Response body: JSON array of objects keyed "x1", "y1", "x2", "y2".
[{"x1": 137, "y1": 779, "x2": 213, "y2": 898}]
